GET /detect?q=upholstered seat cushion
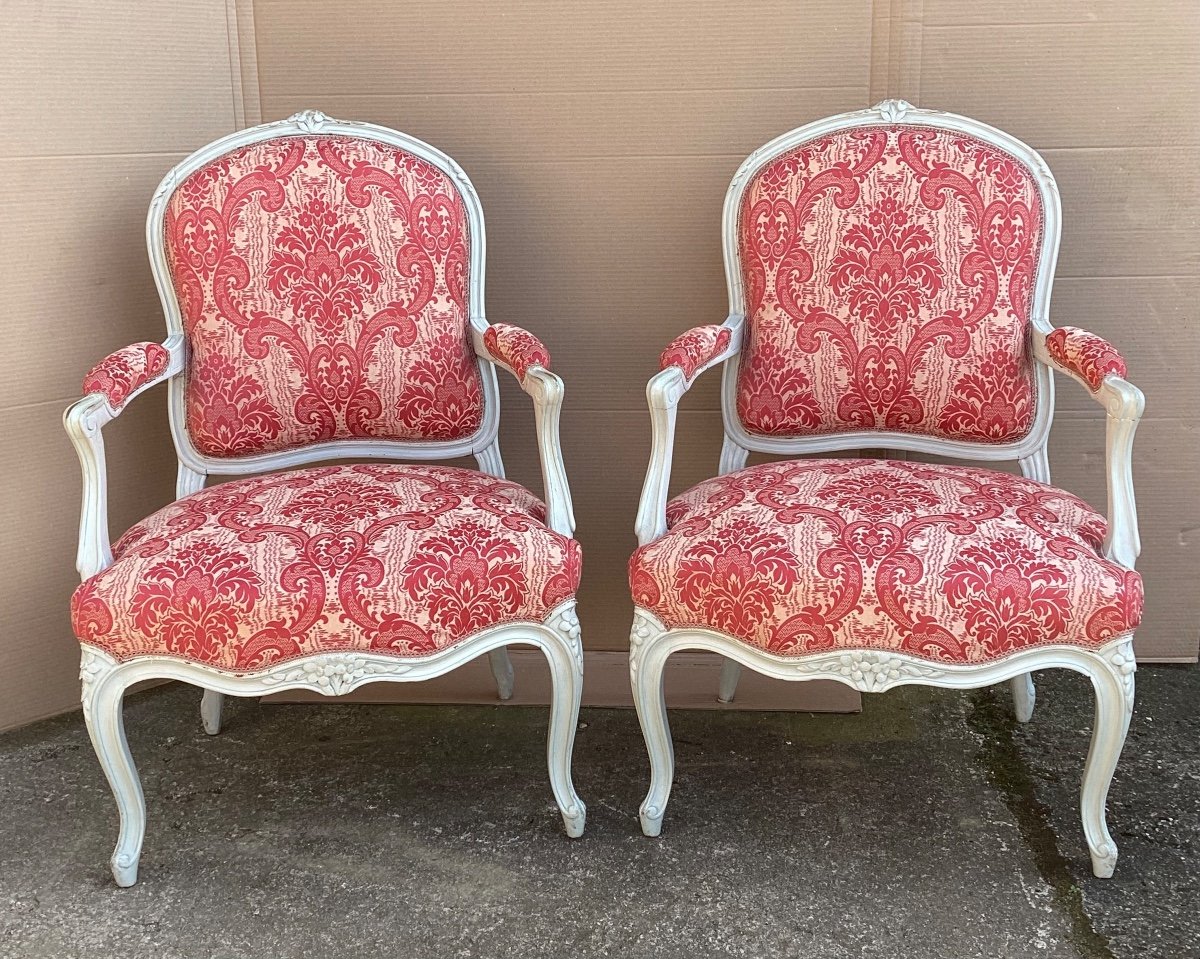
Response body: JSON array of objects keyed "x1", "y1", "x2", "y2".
[
  {"x1": 72, "y1": 465, "x2": 581, "y2": 670},
  {"x1": 629, "y1": 459, "x2": 1140, "y2": 663}
]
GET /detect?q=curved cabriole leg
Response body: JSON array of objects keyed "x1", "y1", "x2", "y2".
[
  {"x1": 1011, "y1": 673, "x2": 1036, "y2": 723},
  {"x1": 1080, "y1": 639, "x2": 1136, "y2": 878},
  {"x1": 542, "y1": 608, "x2": 586, "y2": 837},
  {"x1": 488, "y1": 648, "x2": 515, "y2": 701},
  {"x1": 200, "y1": 689, "x2": 224, "y2": 735},
  {"x1": 630, "y1": 615, "x2": 675, "y2": 837},
  {"x1": 717, "y1": 659, "x2": 741, "y2": 704},
  {"x1": 81, "y1": 653, "x2": 145, "y2": 887}
]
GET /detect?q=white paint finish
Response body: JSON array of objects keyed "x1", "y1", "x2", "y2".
[
  {"x1": 630, "y1": 609, "x2": 1135, "y2": 878},
  {"x1": 68, "y1": 113, "x2": 585, "y2": 885},
  {"x1": 81, "y1": 603, "x2": 586, "y2": 887},
  {"x1": 199, "y1": 690, "x2": 224, "y2": 736},
  {"x1": 629, "y1": 101, "x2": 1146, "y2": 877}
]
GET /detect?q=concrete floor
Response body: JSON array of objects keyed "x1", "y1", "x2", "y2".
[{"x1": 0, "y1": 665, "x2": 1195, "y2": 959}]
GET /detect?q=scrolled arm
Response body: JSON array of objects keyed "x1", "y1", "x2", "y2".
[
  {"x1": 65, "y1": 335, "x2": 184, "y2": 579},
  {"x1": 474, "y1": 323, "x2": 574, "y2": 538},
  {"x1": 1033, "y1": 323, "x2": 1144, "y2": 569},
  {"x1": 634, "y1": 315, "x2": 744, "y2": 545}
]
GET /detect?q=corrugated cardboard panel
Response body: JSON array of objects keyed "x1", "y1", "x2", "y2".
[
  {"x1": 8, "y1": 0, "x2": 1196, "y2": 731},
  {"x1": 1047, "y1": 413, "x2": 1200, "y2": 661},
  {"x1": 919, "y1": 19, "x2": 1200, "y2": 147},
  {"x1": 0, "y1": 155, "x2": 188, "y2": 408},
  {"x1": 0, "y1": 3, "x2": 241, "y2": 730},
  {"x1": 0, "y1": 0, "x2": 236, "y2": 157},
  {"x1": 1049, "y1": 277, "x2": 1200, "y2": 414},
  {"x1": 0, "y1": 398, "x2": 177, "y2": 729},
  {"x1": 261, "y1": 89, "x2": 865, "y2": 164},
  {"x1": 255, "y1": 0, "x2": 874, "y2": 94},
  {"x1": 250, "y1": 0, "x2": 1199, "y2": 666}
]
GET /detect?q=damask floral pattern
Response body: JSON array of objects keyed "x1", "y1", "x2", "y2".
[
  {"x1": 82, "y1": 343, "x2": 170, "y2": 411},
  {"x1": 1045, "y1": 326, "x2": 1127, "y2": 392},
  {"x1": 483, "y1": 323, "x2": 551, "y2": 383},
  {"x1": 71, "y1": 465, "x2": 581, "y2": 670},
  {"x1": 736, "y1": 127, "x2": 1044, "y2": 443},
  {"x1": 164, "y1": 135, "x2": 485, "y2": 458},
  {"x1": 629, "y1": 459, "x2": 1140, "y2": 663},
  {"x1": 659, "y1": 325, "x2": 733, "y2": 381}
]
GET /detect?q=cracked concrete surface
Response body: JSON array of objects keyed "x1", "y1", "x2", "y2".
[{"x1": 0, "y1": 665, "x2": 1195, "y2": 958}]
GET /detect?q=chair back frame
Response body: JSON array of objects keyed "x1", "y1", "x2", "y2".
[
  {"x1": 145, "y1": 110, "x2": 504, "y2": 489},
  {"x1": 717, "y1": 99, "x2": 1061, "y2": 472}
]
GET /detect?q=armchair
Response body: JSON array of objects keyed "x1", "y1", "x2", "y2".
[
  {"x1": 66, "y1": 111, "x2": 585, "y2": 886},
  {"x1": 628, "y1": 100, "x2": 1143, "y2": 878}
]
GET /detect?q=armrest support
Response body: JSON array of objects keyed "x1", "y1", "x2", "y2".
[
  {"x1": 473, "y1": 323, "x2": 574, "y2": 538},
  {"x1": 634, "y1": 315, "x2": 744, "y2": 545},
  {"x1": 65, "y1": 335, "x2": 184, "y2": 579},
  {"x1": 1033, "y1": 323, "x2": 1144, "y2": 569}
]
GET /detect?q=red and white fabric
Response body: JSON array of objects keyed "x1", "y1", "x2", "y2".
[
  {"x1": 72, "y1": 464, "x2": 581, "y2": 671},
  {"x1": 1045, "y1": 326, "x2": 1127, "y2": 392},
  {"x1": 483, "y1": 323, "x2": 551, "y2": 383},
  {"x1": 163, "y1": 135, "x2": 485, "y2": 458},
  {"x1": 736, "y1": 127, "x2": 1043, "y2": 443},
  {"x1": 659, "y1": 325, "x2": 733, "y2": 382},
  {"x1": 629, "y1": 459, "x2": 1140, "y2": 664},
  {"x1": 82, "y1": 343, "x2": 171, "y2": 412}
]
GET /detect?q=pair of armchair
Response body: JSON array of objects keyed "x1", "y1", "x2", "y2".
[{"x1": 67, "y1": 102, "x2": 1142, "y2": 887}]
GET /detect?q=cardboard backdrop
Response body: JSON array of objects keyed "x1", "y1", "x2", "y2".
[{"x1": 2, "y1": 0, "x2": 1196, "y2": 731}]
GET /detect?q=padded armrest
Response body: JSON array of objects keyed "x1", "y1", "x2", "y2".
[
  {"x1": 1043, "y1": 326, "x2": 1128, "y2": 393},
  {"x1": 81, "y1": 342, "x2": 172, "y2": 412},
  {"x1": 659, "y1": 324, "x2": 735, "y2": 384},
  {"x1": 482, "y1": 323, "x2": 551, "y2": 384}
]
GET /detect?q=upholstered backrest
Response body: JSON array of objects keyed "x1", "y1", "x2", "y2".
[
  {"x1": 734, "y1": 123, "x2": 1044, "y2": 443},
  {"x1": 163, "y1": 133, "x2": 484, "y2": 459}
]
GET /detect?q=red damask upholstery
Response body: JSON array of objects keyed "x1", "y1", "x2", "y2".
[
  {"x1": 72, "y1": 465, "x2": 581, "y2": 671},
  {"x1": 164, "y1": 135, "x2": 484, "y2": 458},
  {"x1": 82, "y1": 343, "x2": 171, "y2": 412},
  {"x1": 1045, "y1": 326, "x2": 1127, "y2": 392},
  {"x1": 660, "y1": 325, "x2": 733, "y2": 382},
  {"x1": 630, "y1": 459, "x2": 1140, "y2": 663},
  {"x1": 483, "y1": 323, "x2": 550, "y2": 383},
  {"x1": 736, "y1": 127, "x2": 1043, "y2": 442}
]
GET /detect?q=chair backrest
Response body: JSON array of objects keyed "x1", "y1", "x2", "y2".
[
  {"x1": 721, "y1": 101, "x2": 1059, "y2": 461},
  {"x1": 148, "y1": 111, "x2": 499, "y2": 474}
]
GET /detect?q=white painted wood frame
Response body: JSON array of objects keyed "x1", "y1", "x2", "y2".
[
  {"x1": 630, "y1": 100, "x2": 1144, "y2": 878},
  {"x1": 64, "y1": 111, "x2": 584, "y2": 886}
]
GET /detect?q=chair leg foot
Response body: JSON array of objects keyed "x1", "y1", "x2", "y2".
[
  {"x1": 81, "y1": 652, "x2": 146, "y2": 888},
  {"x1": 488, "y1": 648, "x2": 515, "y2": 701},
  {"x1": 717, "y1": 658, "x2": 741, "y2": 703},
  {"x1": 1081, "y1": 639, "x2": 1135, "y2": 879},
  {"x1": 630, "y1": 613, "x2": 675, "y2": 837},
  {"x1": 1011, "y1": 673, "x2": 1036, "y2": 723},
  {"x1": 542, "y1": 607, "x2": 586, "y2": 837},
  {"x1": 111, "y1": 853, "x2": 139, "y2": 888},
  {"x1": 200, "y1": 690, "x2": 224, "y2": 735},
  {"x1": 561, "y1": 805, "x2": 587, "y2": 838},
  {"x1": 639, "y1": 805, "x2": 665, "y2": 838}
]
